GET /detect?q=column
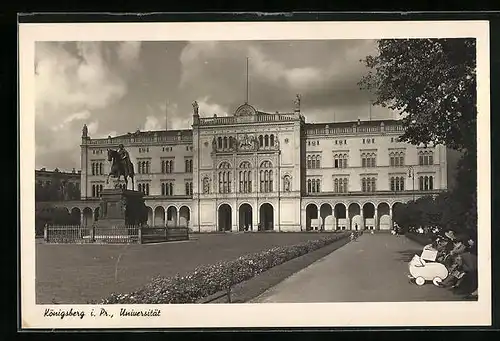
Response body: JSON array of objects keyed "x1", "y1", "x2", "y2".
[
  {"x1": 317, "y1": 207, "x2": 321, "y2": 230},
  {"x1": 232, "y1": 203, "x2": 238, "y2": 232},
  {"x1": 252, "y1": 202, "x2": 258, "y2": 232},
  {"x1": 177, "y1": 211, "x2": 180, "y2": 228},
  {"x1": 81, "y1": 212, "x2": 85, "y2": 227},
  {"x1": 389, "y1": 206, "x2": 393, "y2": 230},
  {"x1": 333, "y1": 209, "x2": 337, "y2": 230},
  {"x1": 374, "y1": 207, "x2": 378, "y2": 230}
]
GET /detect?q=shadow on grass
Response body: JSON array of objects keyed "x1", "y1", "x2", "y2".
[{"x1": 396, "y1": 249, "x2": 422, "y2": 262}]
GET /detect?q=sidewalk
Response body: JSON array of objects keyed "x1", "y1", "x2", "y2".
[{"x1": 252, "y1": 233, "x2": 463, "y2": 302}]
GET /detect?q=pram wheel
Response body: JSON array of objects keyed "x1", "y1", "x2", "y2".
[
  {"x1": 415, "y1": 277, "x2": 425, "y2": 286},
  {"x1": 432, "y1": 277, "x2": 443, "y2": 286}
]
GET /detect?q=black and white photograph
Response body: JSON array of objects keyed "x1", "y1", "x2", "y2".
[{"x1": 19, "y1": 20, "x2": 491, "y2": 328}]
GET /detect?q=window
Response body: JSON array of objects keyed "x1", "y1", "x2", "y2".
[
  {"x1": 307, "y1": 178, "x2": 321, "y2": 194},
  {"x1": 239, "y1": 161, "x2": 252, "y2": 193},
  {"x1": 137, "y1": 160, "x2": 151, "y2": 174},
  {"x1": 333, "y1": 177, "x2": 348, "y2": 193},
  {"x1": 307, "y1": 154, "x2": 321, "y2": 169},
  {"x1": 161, "y1": 182, "x2": 174, "y2": 196},
  {"x1": 161, "y1": 159, "x2": 174, "y2": 174},
  {"x1": 139, "y1": 147, "x2": 149, "y2": 153},
  {"x1": 361, "y1": 177, "x2": 376, "y2": 192},
  {"x1": 260, "y1": 161, "x2": 273, "y2": 193},
  {"x1": 162, "y1": 146, "x2": 172, "y2": 152},
  {"x1": 389, "y1": 151, "x2": 405, "y2": 167},
  {"x1": 390, "y1": 176, "x2": 405, "y2": 191},
  {"x1": 218, "y1": 161, "x2": 232, "y2": 194},
  {"x1": 91, "y1": 184, "x2": 103, "y2": 197},
  {"x1": 361, "y1": 152, "x2": 376, "y2": 168},
  {"x1": 138, "y1": 183, "x2": 150, "y2": 195},
  {"x1": 333, "y1": 153, "x2": 348, "y2": 169},
  {"x1": 185, "y1": 159, "x2": 193, "y2": 173},
  {"x1": 418, "y1": 175, "x2": 434, "y2": 190},
  {"x1": 91, "y1": 161, "x2": 104, "y2": 175},
  {"x1": 418, "y1": 151, "x2": 434, "y2": 166},
  {"x1": 185, "y1": 182, "x2": 193, "y2": 195}
]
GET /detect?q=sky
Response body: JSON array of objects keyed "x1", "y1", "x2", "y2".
[{"x1": 35, "y1": 39, "x2": 397, "y2": 171}]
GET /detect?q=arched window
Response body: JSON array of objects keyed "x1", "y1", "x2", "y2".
[
  {"x1": 259, "y1": 135, "x2": 263, "y2": 147},
  {"x1": 218, "y1": 162, "x2": 232, "y2": 194},
  {"x1": 307, "y1": 156, "x2": 312, "y2": 169},
  {"x1": 218, "y1": 137, "x2": 222, "y2": 149},
  {"x1": 334, "y1": 178, "x2": 339, "y2": 193},
  {"x1": 316, "y1": 155, "x2": 321, "y2": 168},
  {"x1": 260, "y1": 161, "x2": 273, "y2": 192},
  {"x1": 424, "y1": 176, "x2": 429, "y2": 190},
  {"x1": 316, "y1": 179, "x2": 320, "y2": 193},
  {"x1": 419, "y1": 176, "x2": 424, "y2": 190},
  {"x1": 307, "y1": 179, "x2": 312, "y2": 193},
  {"x1": 169, "y1": 183, "x2": 173, "y2": 195},
  {"x1": 223, "y1": 136, "x2": 228, "y2": 149},
  {"x1": 429, "y1": 176, "x2": 434, "y2": 190},
  {"x1": 270, "y1": 134, "x2": 275, "y2": 147},
  {"x1": 371, "y1": 178, "x2": 376, "y2": 192},
  {"x1": 264, "y1": 135, "x2": 269, "y2": 147},
  {"x1": 343, "y1": 178, "x2": 348, "y2": 193},
  {"x1": 239, "y1": 161, "x2": 252, "y2": 193}
]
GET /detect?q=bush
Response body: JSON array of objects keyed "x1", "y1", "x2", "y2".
[{"x1": 100, "y1": 233, "x2": 349, "y2": 304}]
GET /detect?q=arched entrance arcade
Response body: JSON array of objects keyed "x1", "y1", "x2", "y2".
[
  {"x1": 259, "y1": 203, "x2": 274, "y2": 231},
  {"x1": 239, "y1": 203, "x2": 253, "y2": 231},
  {"x1": 218, "y1": 204, "x2": 232, "y2": 232}
]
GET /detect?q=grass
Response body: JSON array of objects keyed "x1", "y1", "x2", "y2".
[{"x1": 36, "y1": 232, "x2": 345, "y2": 304}]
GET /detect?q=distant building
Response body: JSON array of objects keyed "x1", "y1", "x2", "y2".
[
  {"x1": 35, "y1": 168, "x2": 81, "y2": 202},
  {"x1": 57, "y1": 98, "x2": 455, "y2": 231}
]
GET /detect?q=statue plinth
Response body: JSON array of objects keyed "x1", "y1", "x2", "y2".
[{"x1": 97, "y1": 188, "x2": 147, "y2": 227}]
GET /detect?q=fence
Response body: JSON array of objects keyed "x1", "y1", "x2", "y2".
[{"x1": 44, "y1": 225, "x2": 189, "y2": 244}]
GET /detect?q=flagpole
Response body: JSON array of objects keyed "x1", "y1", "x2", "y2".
[{"x1": 246, "y1": 57, "x2": 249, "y2": 104}]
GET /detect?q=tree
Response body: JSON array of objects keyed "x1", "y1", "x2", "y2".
[{"x1": 359, "y1": 38, "x2": 476, "y2": 152}]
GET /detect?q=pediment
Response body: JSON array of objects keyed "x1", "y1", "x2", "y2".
[{"x1": 235, "y1": 103, "x2": 257, "y2": 116}]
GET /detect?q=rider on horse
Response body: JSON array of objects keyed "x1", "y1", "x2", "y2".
[{"x1": 117, "y1": 144, "x2": 133, "y2": 175}]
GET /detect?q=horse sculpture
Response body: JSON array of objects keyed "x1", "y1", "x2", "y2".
[{"x1": 107, "y1": 149, "x2": 135, "y2": 190}]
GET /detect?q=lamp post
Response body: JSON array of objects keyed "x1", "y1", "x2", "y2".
[{"x1": 408, "y1": 166, "x2": 415, "y2": 201}]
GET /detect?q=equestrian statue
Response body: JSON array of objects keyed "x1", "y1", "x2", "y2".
[{"x1": 106, "y1": 144, "x2": 135, "y2": 190}]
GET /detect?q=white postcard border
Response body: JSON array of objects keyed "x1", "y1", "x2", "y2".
[{"x1": 19, "y1": 20, "x2": 491, "y2": 329}]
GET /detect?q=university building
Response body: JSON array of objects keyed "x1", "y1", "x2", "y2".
[{"x1": 62, "y1": 98, "x2": 452, "y2": 232}]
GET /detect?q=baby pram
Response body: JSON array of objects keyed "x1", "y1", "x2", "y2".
[{"x1": 408, "y1": 244, "x2": 449, "y2": 286}]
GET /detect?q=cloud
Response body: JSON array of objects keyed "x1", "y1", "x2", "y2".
[
  {"x1": 117, "y1": 41, "x2": 142, "y2": 68},
  {"x1": 35, "y1": 41, "x2": 142, "y2": 170},
  {"x1": 143, "y1": 116, "x2": 163, "y2": 131},
  {"x1": 196, "y1": 96, "x2": 229, "y2": 117},
  {"x1": 177, "y1": 40, "x2": 388, "y2": 121}
]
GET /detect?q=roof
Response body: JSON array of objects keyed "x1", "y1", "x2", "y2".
[
  {"x1": 304, "y1": 118, "x2": 403, "y2": 129},
  {"x1": 113, "y1": 129, "x2": 193, "y2": 139}
]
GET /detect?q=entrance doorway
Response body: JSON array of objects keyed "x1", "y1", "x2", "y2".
[
  {"x1": 239, "y1": 204, "x2": 253, "y2": 231},
  {"x1": 218, "y1": 204, "x2": 232, "y2": 232},
  {"x1": 259, "y1": 203, "x2": 274, "y2": 231}
]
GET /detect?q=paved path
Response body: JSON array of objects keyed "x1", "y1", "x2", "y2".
[{"x1": 253, "y1": 233, "x2": 463, "y2": 302}]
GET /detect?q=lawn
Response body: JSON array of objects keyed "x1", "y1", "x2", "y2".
[{"x1": 36, "y1": 232, "x2": 339, "y2": 304}]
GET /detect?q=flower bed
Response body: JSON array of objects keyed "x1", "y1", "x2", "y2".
[{"x1": 100, "y1": 232, "x2": 349, "y2": 304}]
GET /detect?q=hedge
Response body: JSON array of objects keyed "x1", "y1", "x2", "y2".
[
  {"x1": 100, "y1": 232, "x2": 349, "y2": 304},
  {"x1": 405, "y1": 232, "x2": 433, "y2": 246}
]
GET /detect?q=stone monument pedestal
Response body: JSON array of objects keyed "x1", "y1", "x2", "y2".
[{"x1": 98, "y1": 188, "x2": 147, "y2": 228}]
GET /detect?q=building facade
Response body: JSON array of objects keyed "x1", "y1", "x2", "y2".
[
  {"x1": 35, "y1": 168, "x2": 81, "y2": 202},
  {"x1": 63, "y1": 99, "x2": 450, "y2": 231}
]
